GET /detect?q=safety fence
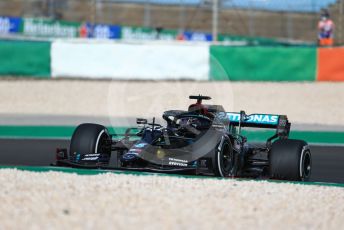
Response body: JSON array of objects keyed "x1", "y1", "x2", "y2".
[
  {"x1": 1, "y1": 39, "x2": 344, "y2": 81},
  {"x1": 1, "y1": 15, "x2": 292, "y2": 45}
]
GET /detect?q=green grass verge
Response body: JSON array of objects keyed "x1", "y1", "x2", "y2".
[
  {"x1": 0, "y1": 165, "x2": 343, "y2": 188},
  {"x1": 0, "y1": 125, "x2": 343, "y2": 144}
]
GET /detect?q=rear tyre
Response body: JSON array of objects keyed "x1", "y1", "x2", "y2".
[
  {"x1": 214, "y1": 136, "x2": 234, "y2": 177},
  {"x1": 269, "y1": 139, "x2": 312, "y2": 181},
  {"x1": 70, "y1": 123, "x2": 110, "y2": 156}
]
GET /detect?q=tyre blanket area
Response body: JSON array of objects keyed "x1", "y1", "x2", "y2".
[{"x1": 0, "y1": 168, "x2": 343, "y2": 230}]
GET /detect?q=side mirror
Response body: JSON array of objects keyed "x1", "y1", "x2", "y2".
[{"x1": 136, "y1": 118, "x2": 147, "y2": 125}]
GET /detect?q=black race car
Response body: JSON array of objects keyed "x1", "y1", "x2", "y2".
[{"x1": 55, "y1": 95, "x2": 312, "y2": 181}]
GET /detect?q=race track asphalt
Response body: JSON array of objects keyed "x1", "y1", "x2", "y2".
[{"x1": 0, "y1": 138, "x2": 343, "y2": 183}]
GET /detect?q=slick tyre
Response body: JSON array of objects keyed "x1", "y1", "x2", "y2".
[
  {"x1": 269, "y1": 139, "x2": 312, "y2": 181},
  {"x1": 214, "y1": 136, "x2": 234, "y2": 177},
  {"x1": 70, "y1": 123, "x2": 110, "y2": 156}
]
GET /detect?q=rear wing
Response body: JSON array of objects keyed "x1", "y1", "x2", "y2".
[
  {"x1": 216, "y1": 111, "x2": 290, "y2": 138},
  {"x1": 225, "y1": 112, "x2": 288, "y2": 128}
]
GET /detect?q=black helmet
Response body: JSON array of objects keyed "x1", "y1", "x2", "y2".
[{"x1": 321, "y1": 10, "x2": 330, "y2": 19}]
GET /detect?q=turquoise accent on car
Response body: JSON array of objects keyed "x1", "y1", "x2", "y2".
[{"x1": 226, "y1": 112, "x2": 279, "y2": 125}]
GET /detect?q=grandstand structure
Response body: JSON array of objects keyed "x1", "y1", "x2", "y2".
[{"x1": 0, "y1": 0, "x2": 342, "y2": 43}]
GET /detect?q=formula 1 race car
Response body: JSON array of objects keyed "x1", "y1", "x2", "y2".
[{"x1": 55, "y1": 95, "x2": 312, "y2": 181}]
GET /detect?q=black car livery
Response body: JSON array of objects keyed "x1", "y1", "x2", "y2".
[{"x1": 55, "y1": 95, "x2": 312, "y2": 181}]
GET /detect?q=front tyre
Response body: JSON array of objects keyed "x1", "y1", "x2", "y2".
[
  {"x1": 70, "y1": 123, "x2": 111, "y2": 156},
  {"x1": 214, "y1": 136, "x2": 234, "y2": 177},
  {"x1": 269, "y1": 139, "x2": 312, "y2": 181}
]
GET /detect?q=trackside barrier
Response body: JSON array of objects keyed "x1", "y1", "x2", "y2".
[
  {"x1": 209, "y1": 46, "x2": 317, "y2": 81},
  {"x1": 0, "y1": 39, "x2": 51, "y2": 77},
  {"x1": 1, "y1": 38, "x2": 344, "y2": 82},
  {"x1": 51, "y1": 40, "x2": 209, "y2": 80},
  {"x1": 317, "y1": 47, "x2": 344, "y2": 81}
]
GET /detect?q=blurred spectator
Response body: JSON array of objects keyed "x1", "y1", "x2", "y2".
[
  {"x1": 79, "y1": 22, "x2": 90, "y2": 38},
  {"x1": 318, "y1": 10, "x2": 334, "y2": 46},
  {"x1": 176, "y1": 31, "x2": 186, "y2": 41},
  {"x1": 155, "y1": 26, "x2": 163, "y2": 39}
]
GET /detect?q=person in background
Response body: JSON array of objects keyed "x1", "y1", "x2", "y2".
[
  {"x1": 79, "y1": 22, "x2": 90, "y2": 38},
  {"x1": 318, "y1": 10, "x2": 334, "y2": 46},
  {"x1": 155, "y1": 26, "x2": 163, "y2": 39},
  {"x1": 176, "y1": 30, "x2": 186, "y2": 41}
]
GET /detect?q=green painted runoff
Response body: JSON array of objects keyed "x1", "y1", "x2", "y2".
[{"x1": 0, "y1": 125, "x2": 343, "y2": 144}]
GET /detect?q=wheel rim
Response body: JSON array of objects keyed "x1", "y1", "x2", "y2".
[
  {"x1": 95, "y1": 130, "x2": 110, "y2": 154},
  {"x1": 302, "y1": 150, "x2": 311, "y2": 179},
  {"x1": 221, "y1": 142, "x2": 233, "y2": 174}
]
